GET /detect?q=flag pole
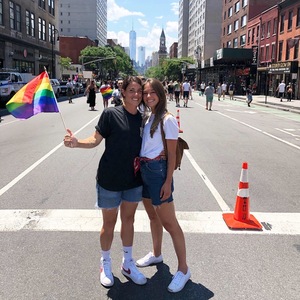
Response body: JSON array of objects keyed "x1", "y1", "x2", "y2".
[{"x1": 44, "y1": 67, "x2": 68, "y2": 132}]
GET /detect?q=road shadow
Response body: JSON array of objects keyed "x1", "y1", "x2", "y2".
[{"x1": 106, "y1": 263, "x2": 214, "y2": 300}]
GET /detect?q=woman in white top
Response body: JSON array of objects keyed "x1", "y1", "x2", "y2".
[{"x1": 136, "y1": 78, "x2": 190, "y2": 293}]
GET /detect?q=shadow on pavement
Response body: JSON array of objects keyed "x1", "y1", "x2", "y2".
[{"x1": 106, "y1": 263, "x2": 214, "y2": 300}]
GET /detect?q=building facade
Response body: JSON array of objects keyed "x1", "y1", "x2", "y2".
[
  {"x1": 59, "y1": 0, "x2": 107, "y2": 46},
  {"x1": 0, "y1": 0, "x2": 59, "y2": 77}
]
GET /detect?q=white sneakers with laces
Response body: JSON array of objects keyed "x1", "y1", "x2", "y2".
[
  {"x1": 121, "y1": 259, "x2": 147, "y2": 285},
  {"x1": 168, "y1": 268, "x2": 191, "y2": 293},
  {"x1": 100, "y1": 258, "x2": 114, "y2": 287},
  {"x1": 135, "y1": 251, "x2": 163, "y2": 267}
]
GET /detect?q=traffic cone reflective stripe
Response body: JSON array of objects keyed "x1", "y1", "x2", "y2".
[
  {"x1": 223, "y1": 162, "x2": 262, "y2": 230},
  {"x1": 176, "y1": 109, "x2": 183, "y2": 133}
]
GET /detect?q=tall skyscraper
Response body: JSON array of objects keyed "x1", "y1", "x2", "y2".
[
  {"x1": 59, "y1": 0, "x2": 107, "y2": 46},
  {"x1": 138, "y1": 46, "x2": 146, "y2": 67},
  {"x1": 129, "y1": 29, "x2": 137, "y2": 63}
]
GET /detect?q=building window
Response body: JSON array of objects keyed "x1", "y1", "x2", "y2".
[
  {"x1": 297, "y1": 7, "x2": 300, "y2": 27},
  {"x1": 234, "y1": 2, "x2": 240, "y2": 13},
  {"x1": 271, "y1": 43, "x2": 275, "y2": 60},
  {"x1": 48, "y1": 0, "x2": 54, "y2": 16},
  {"x1": 233, "y1": 37, "x2": 238, "y2": 48},
  {"x1": 247, "y1": 29, "x2": 251, "y2": 44},
  {"x1": 224, "y1": 11, "x2": 226, "y2": 20},
  {"x1": 294, "y1": 38, "x2": 299, "y2": 59},
  {"x1": 0, "y1": 0, "x2": 3, "y2": 26},
  {"x1": 227, "y1": 40, "x2": 232, "y2": 48},
  {"x1": 278, "y1": 41, "x2": 283, "y2": 61},
  {"x1": 234, "y1": 19, "x2": 239, "y2": 31},
  {"x1": 261, "y1": 23, "x2": 265, "y2": 39},
  {"x1": 39, "y1": 0, "x2": 46, "y2": 10},
  {"x1": 266, "y1": 21, "x2": 271, "y2": 37},
  {"x1": 223, "y1": 27, "x2": 226, "y2": 36},
  {"x1": 280, "y1": 14, "x2": 285, "y2": 32},
  {"x1": 242, "y1": 0, "x2": 247, "y2": 7},
  {"x1": 286, "y1": 41, "x2": 290, "y2": 60},
  {"x1": 265, "y1": 45, "x2": 270, "y2": 61},
  {"x1": 260, "y1": 47, "x2": 264, "y2": 61},
  {"x1": 241, "y1": 15, "x2": 247, "y2": 27},
  {"x1": 227, "y1": 24, "x2": 232, "y2": 35},
  {"x1": 273, "y1": 18, "x2": 277, "y2": 35},
  {"x1": 228, "y1": 7, "x2": 233, "y2": 18},
  {"x1": 30, "y1": 13, "x2": 35, "y2": 37},
  {"x1": 240, "y1": 34, "x2": 246, "y2": 46},
  {"x1": 288, "y1": 11, "x2": 293, "y2": 30},
  {"x1": 38, "y1": 17, "x2": 46, "y2": 41}
]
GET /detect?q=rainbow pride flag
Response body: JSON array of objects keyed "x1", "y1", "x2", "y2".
[
  {"x1": 6, "y1": 71, "x2": 59, "y2": 119},
  {"x1": 100, "y1": 85, "x2": 113, "y2": 100}
]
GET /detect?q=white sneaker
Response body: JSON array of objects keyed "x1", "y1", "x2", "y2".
[
  {"x1": 100, "y1": 258, "x2": 114, "y2": 287},
  {"x1": 121, "y1": 259, "x2": 147, "y2": 285},
  {"x1": 136, "y1": 251, "x2": 163, "y2": 267},
  {"x1": 168, "y1": 268, "x2": 191, "y2": 293}
]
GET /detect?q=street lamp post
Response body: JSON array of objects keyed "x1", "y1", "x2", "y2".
[{"x1": 51, "y1": 28, "x2": 59, "y2": 79}]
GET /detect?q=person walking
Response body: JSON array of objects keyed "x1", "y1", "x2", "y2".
[
  {"x1": 200, "y1": 81, "x2": 206, "y2": 96},
  {"x1": 286, "y1": 83, "x2": 293, "y2": 102},
  {"x1": 174, "y1": 80, "x2": 181, "y2": 107},
  {"x1": 204, "y1": 81, "x2": 215, "y2": 110},
  {"x1": 182, "y1": 79, "x2": 192, "y2": 107},
  {"x1": 85, "y1": 80, "x2": 97, "y2": 111},
  {"x1": 136, "y1": 78, "x2": 191, "y2": 293},
  {"x1": 63, "y1": 76, "x2": 147, "y2": 288},
  {"x1": 216, "y1": 83, "x2": 222, "y2": 101},
  {"x1": 66, "y1": 78, "x2": 74, "y2": 103},
  {"x1": 246, "y1": 85, "x2": 253, "y2": 107},
  {"x1": 100, "y1": 81, "x2": 113, "y2": 109},
  {"x1": 221, "y1": 82, "x2": 227, "y2": 100},
  {"x1": 228, "y1": 82, "x2": 235, "y2": 100},
  {"x1": 276, "y1": 80, "x2": 286, "y2": 102}
]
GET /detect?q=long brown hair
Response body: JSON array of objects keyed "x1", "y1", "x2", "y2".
[{"x1": 143, "y1": 78, "x2": 168, "y2": 138}]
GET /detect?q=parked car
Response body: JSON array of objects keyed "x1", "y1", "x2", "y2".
[
  {"x1": 50, "y1": 79, "x2": 61, "y2": 97},
  {"x1": 59, "y1": 81, "x2": 70, "y2": 96}
]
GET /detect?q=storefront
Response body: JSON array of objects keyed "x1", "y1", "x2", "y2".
[{"x1": 268, "y1": 61, "x2": 299, "y2": 99}]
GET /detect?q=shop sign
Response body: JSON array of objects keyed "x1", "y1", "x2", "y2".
[
  {"x1": 252, "y1": 46, "x2": 258, "y2": 65},
  {"x1": 268, "y1": 61, "x2": 298, "y2": 74}
]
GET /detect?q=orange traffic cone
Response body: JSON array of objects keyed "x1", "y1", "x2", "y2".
[
  {"x1": 176, "y1": 109, "x2": 183, "y2": 133},
  {"x1": 223, "y1": 162, "x2": 262, "y2": 230}
]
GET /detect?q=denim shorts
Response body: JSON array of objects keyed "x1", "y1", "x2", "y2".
[
  {"x1": 96, "y1": 184, "x2": 142, "y2": 209},
  {"x1": 140, "y1": 159, "x2": 174, "y2": 206}
]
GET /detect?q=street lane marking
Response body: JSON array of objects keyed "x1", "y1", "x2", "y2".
[
  {"x1": 184, "y1": 151, "x2": 230, "y2": 212},
  {"x1": 0, "y1": 115, "x2": 100, "y2": 197},
  {"x1": 0, "y1": 209, "x2": 299, "y2": 235},
  {"x1": 216, "y1": 112, "x2": 300, "y2": 151}
]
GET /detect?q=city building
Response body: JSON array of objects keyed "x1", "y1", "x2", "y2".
[
  {"x1": 178, "y1": 0, "x2": 189, "y2": 58},
  {"x1": 0, "y1": 0, "x2": 59, "y2": 77},
  {"x1": 169, "y1": 42, "x2": 178, "y2": 59},
  {"x1": 129, "y1": 29, "x2": 136, "y2": 63},
  {"x1": 158, "y1": 29, "x2": 168, "y2": 63},
  {"x1": 138, "y1": 46, "x2": 146, "y2": 67},
  {"x1": 59, "y1": 0, "x2": 107, "y2": 46}
]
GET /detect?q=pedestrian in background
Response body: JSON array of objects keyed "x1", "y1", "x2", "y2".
[
  {"x1": 276, "y1": 80, "x2": 286, "y2": 102},
  {"x1": 286, "y1": 83, "x2": 293, "y2": 102},
  {"x1": 204, "y1": 81, "x2": 215, "y2": 111},
  {"x1": 112, "y1": 79, "x2": 123, "y2": 106},
  {"x1": 136, "y1": 78, "x2": 190, "y2": 293},
  {"x1": 182, "y1": 79, "x2": 192, "y2": 107},
  {"x1": 85, "y1": 80, "x2": 97, "y2": 111},
  {"x1": 221, "y1": 82, "x2": 227, "y2": 100},
  {"x1": 200, "y1": 81, "x2": 205, "y2": 96},
  {"x1": 246, "y1": 85, "x2": 253, "y2": 107},
  {"x1": 66, "y1": 78, "x2": 74, "y2": 103},
  {"x1": 64, "y1": 76, "x2": 147, "y2": 288},
  {"x1": 228, "y1": 82, "x2": 235, "y2": 100},
  {"x1": 216, "y1": 83, "x2": 222, "y2": 101}
]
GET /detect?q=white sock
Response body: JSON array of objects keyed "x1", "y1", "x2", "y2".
[
  {"x1": 101, "y1": 250, "x2": 110, "y2": 261},
  {"x1": 122, "y1": 246, "x2": 133, "y2": 264}
]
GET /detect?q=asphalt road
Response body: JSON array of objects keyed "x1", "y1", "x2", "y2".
[{"x1": 0, "y1": 92, "x2": 299, "y2": 300}]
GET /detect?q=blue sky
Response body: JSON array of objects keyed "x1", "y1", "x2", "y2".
[{"x1": 107, "y1": 0, "x2": 179, "y2": 59}]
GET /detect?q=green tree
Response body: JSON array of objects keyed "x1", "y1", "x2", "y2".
[{"x1": 59, "y1": 57, "x2": 72, "y2": 77}]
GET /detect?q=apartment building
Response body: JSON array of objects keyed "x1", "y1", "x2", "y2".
[{"x1": 0, "y1": 0, "x2": 58, "y2": 77}]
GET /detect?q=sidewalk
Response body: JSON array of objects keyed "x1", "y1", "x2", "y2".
[{"x1": 230, "y1": 94, "x2": 300, "y2": 115}]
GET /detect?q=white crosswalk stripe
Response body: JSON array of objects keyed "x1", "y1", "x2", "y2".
[{"x1": 0, "y1": 209, "x2": 299, "y2": 235}]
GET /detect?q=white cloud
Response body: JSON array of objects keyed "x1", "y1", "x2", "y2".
[
  {"x1": 138, "y1": 19, "x2": 149, "y2": 28},
  {"x1": 170, "y1": 2, "x2": 179, "y2": 15},
  {"x1": 107, "y1": 0, "x2": 144, "y2": 22}
]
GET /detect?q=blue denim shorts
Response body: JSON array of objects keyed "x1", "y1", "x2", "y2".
[
  {"x1": 140, "y1": 159, "x2": 174, "y2": 206},
  {"x1": 96, "y1": 184, "x2": 142, "y2": 209}
]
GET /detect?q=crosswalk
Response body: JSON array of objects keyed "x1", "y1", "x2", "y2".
[{"x1": 1, "y1": 209, "x2": 299, "y2": 235}]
